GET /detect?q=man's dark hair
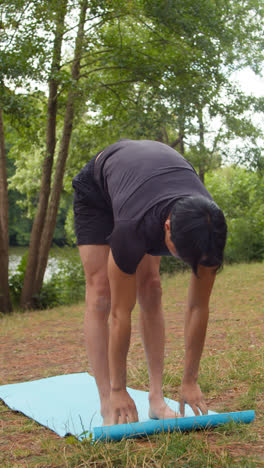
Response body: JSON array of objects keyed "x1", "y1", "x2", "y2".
[{"x1": 170, "y1": 196, "x2": 227, "y2": 275}]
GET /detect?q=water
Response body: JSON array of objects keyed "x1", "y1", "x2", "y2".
[{"x1": 9, "y1": 255, "x2": 60, "y2": 282}]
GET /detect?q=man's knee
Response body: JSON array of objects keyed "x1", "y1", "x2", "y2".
[
  {"x1": 137, "y1": 275, "x2": 162, "y2": 309},
  {"x1": 86, "y1": 275, "x2": 111, "y2": 314}
]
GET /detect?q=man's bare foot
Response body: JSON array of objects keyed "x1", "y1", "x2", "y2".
[
  {"x1": 101, "y1": 401, "x2": 111, "y2": 426},
  {"x1": 102, "y1": 415, "x2": 112, "y2": 426},
  {"x1": 149, "y1": 398, "x2": 180, "y2": 420}
]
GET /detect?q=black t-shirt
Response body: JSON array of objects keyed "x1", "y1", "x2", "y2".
[{"x1": 92, "y1": 139, "x2": 212, "y2": 274}]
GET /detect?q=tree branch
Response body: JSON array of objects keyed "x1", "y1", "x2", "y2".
[{"x1": 79, "y1": 65, "x2": 126, "y2": 78}]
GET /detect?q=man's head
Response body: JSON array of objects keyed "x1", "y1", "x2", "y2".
[{"x1": 164, "y1": 196, "x2": 227, "y2": 274}]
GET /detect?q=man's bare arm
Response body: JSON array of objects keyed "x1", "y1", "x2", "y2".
[
  {"x1": 107, "y1": 250, "x2": 138, "y2": 424},
  {"x1": 180, "y1": 265, "x2": 216, "y2": 416}
]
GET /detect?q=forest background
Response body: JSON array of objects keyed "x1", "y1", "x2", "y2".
[{"x1": 1, "y1": 0, "x2": 264, "y2": 313}]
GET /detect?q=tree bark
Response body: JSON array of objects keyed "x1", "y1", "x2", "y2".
[
  {"x1": 199, "y1": 167, "x2": 205, "y2": 184},
  {"x1": 34, "y1": 0, "x2": 88, "y2": 296},
  {"x1": 0, "y1": 106, "x2": 12, "y2": 313},
  {"x1": 20, "y1": 1, "x2": 68, "y2": 309},
  {"x1": 198, "y1": 108, "x2": 205, "y2": 184},
  {"x1": 170, "y1": 131, "x2": 184, "y2": 153},
  {"x1": 178, "y1": 130, "x2": 185, "y2": 154}
]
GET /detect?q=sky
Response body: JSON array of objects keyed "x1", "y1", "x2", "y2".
[
  {"x1": 189, "y1": 67, "x2": 264, "y2": 164},
  {"x1": 233, "y1": 68, "x2": 264, "y2": 98},
  {"x1": 233, "y1": 68, "x2": 264, "y2": 133},
  {"x1": 220, "y1": 68, "x2": 264, "y2": 165}
]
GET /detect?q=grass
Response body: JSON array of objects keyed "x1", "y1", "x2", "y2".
[{"x1": 0, "y1": 262, "x2": 264, "y2": 467}]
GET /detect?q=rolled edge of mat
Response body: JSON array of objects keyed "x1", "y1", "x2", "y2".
[{"x1": 92, "y1": 410, "x2": 255, "y2": 442}]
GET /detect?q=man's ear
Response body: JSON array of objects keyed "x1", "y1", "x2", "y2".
[{"x1": 165, "y1": 218, "x2": 171, "y2": 232}]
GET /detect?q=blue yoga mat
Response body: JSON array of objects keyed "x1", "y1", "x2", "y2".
[{"x1": 0, "y1": 373, "x2": 255, "y2": 441}]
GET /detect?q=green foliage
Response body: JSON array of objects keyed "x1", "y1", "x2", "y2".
[
  {"x1": 34, "y1": 280, "x2": 61, "y2": 310},
  {"x1": 9, "y1": 252, "x2": 28, "y2": 306},
  {"x1": 205, "y1": 167, "x2": 264, "y2": 263},
  {"x1": 227, "y1": 217, "x2": 264, "y2": 263},
  {"x1": 8, "y1": 190, "x2": 32, "y2": 246},
  {"x1": 43, "y1": 252, "x2": 85, "y2": 307},
  {"x1": 31, "y1": 249, "x2": 85, "y2": 309},
  {"x1": 160, "y1": 256, "x2": 190, "y2": 275},
  {"x1": 9, "y1": 248, "x2": 85, "y2": 309},
  {"x1": 7, "y1": 147, "x2": 68, "y2": 246},
  {"x1": 64, "y1": 203, "x2": 75, "y2": 245}
]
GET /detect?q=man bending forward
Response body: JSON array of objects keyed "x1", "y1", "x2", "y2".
[{"x1": 72, "y1": 139, "x2": 227, "y2": 425}]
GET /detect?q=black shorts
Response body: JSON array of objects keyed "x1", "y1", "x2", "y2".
[{"x1": 72, "y1": 155, "x2": 114, "y2": 245}]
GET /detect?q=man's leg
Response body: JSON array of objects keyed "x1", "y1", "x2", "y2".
[
  {"x1": 136, "y1": 255, "x2": 179, "y2": 418},
  {"x1": 79, "y1": 244, "x2": 111, "y2": 422}
]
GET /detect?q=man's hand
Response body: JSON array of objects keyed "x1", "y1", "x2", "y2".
[
  {"x1": 104, "y1": 389, "x2": 139, "y2": 425},
  {"x1": 179, "y1": 381, "x2": 208, "y2": 417}
]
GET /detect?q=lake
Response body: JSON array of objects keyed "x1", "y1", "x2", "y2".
[{"x1": 9, "y1": 246, "x2": 81, "y2": 282}]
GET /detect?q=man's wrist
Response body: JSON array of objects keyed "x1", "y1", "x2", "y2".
[
  {"x1": 110, "y1": 386, "x2": 126, "y2": 392},
  {"x1": 182, "y1": 374, "x2": 198, "y2": 385}
]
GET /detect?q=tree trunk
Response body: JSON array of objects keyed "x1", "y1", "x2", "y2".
[
  {"x1": 20, "y1": 1, "x2": 68, "y2": 309},
  {"x1": 199, "y1": 167, "x2": 205, "y2": 184},
  {"x1": 171, "y1": 130, "x2": 185, "y2": 154},
  {"x1": 178, "y1": 130, "x2": 184, "y2": 154},
  {"x1": 198, "y1": 108, "x2": 205, "y2": 184},
  {"x1": 0, "y1": 106, "x2": 12, "y2": 313},
  {"x1": 34, "y1": 0, "x2": 88, "y2": 296}
]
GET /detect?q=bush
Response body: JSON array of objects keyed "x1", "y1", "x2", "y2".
[
  {"x1": 205, "y1": 167, "x2": 264, "y2": 264},
  {"x1": 9, "y1": 252, "x2": 28, "y2": 306},
  {"x1": 44, "y1": 255, "x2": 86, "y2": 307},
  {"x1": 9, "y1": 249, "x2": 86, "y2": 310},
  {"x1": 160, "y1": 256, "x2": 189, "y2": 275}
]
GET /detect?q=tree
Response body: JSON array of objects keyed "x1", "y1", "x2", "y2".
[
  {"x1": 0, "y1": 0, "x2": 66, "y2": 311},
  {"x1": 20, "y1": 0, "x2": 69, "y2": 308},
  {"x1": 2, "y1": 0, "x2": 264, "y2": 311},
  {"x1": 32, "y1": 0, "x2": 89, "y2": 301},
  {"x1": 0, "y1": 0, "x2": 45, "y2": 313},
  {"x1": 21, "y1": 0, "x2": 135, "y2": 307},
  {"x1": 68, "y1": 0, "x2": 264, "y2": 181},
  {"x1": 0, "y1": 106, "x2": 12, "y2": 313}
]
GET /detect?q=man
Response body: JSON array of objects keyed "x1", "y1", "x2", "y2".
[{"x1": 72, "y1": 139, "x2": 227, "y2": 425}]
